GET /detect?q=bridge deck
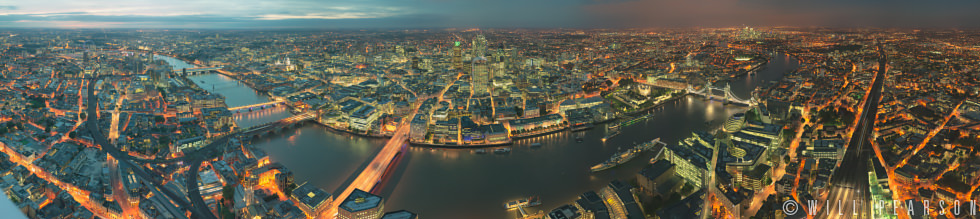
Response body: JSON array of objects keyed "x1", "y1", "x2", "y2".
[{"x1": 228, "y1": 100, "x2": 285, "y2": 111}]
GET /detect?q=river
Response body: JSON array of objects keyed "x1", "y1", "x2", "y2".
[
  {"x1": 158, "y1": 53, "x2": 799, "y2": 219},
  {"x1": 154, "y1": 55, "x2": 292, "y2": 128}
]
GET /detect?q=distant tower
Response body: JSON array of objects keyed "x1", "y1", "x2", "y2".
[
  {"x1": 411, "y1": 57, "x2": 420, "y2": 70},
  {"x1": 451, "y1": 41, "x2": 463, "y2": 70},
  {"x1": 472, "y1": 35, "x2": 488, "y2": 58},
  {"x1": 471, "y1": 57, "x2": 491, "y2": 97}
]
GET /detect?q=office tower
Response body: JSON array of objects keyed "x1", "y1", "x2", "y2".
[
  {"x1": 472, "y1": 35, "x2": 487, "y2": 57},
  {"x1": 471, "y1": 57, "x2": 491, "y2": 97},
  {"x1": 451, "y1": 41, "x2": 463, "y2": 70}
]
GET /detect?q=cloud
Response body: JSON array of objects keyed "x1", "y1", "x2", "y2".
[
  {"x1": 2, "y1": 0, "x2": 980, "y2": 28},
  {"x1": 581, "y1": 0, "x2": 980, "y2": 28},
  {"x1": 255, "y1": 5, "x2": 405, "y2": 20}
]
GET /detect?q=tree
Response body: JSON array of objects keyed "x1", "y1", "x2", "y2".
[
  {"x1": 154, "y1": 116, "x2": 165, "y2": 124},
  {"x1": 619, "y1": 78, "x2": 636, "y2": 87},
  {"x1": 68, "y1": 131, "x2": 77, "y2": 139},
  {"x1": 80, "y1": 113, "x2": 87, "y2": 120}
]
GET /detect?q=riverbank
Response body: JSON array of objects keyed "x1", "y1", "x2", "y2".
[
  {"x1": 408, "y1": 140, "x2": 513, "y2": 148},
  {"x1": 318, "y1": 122, "x2": 392, "y2": 139},
  {"x1": 623, "y1": 93, "x2": 686, "y2": 117}
]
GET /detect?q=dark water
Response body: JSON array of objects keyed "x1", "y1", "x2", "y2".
[
  {"x1": 166, "y1": 53, "x2": 798, "y2": 218},
  {"x1": 153, "y1": 55, "x2": 197, "y2": 71},
  {"x1": 386, "y1": 96, "x2": 740, "y2": 219},
  {"x1": 156, "y1": 55, "x2": 292, "y2": 128},
  {"x1": 250, "y1": 126, "x2": 389, "y2": 195},
  {"x1": 722, "y1": 51, "x2": 800, "y2": 98}
]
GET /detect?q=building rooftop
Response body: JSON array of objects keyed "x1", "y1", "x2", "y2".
[
  {"x1": 381, "y1": 210, "x2": 417, "y2": 219},
  {"x1": 339, "y1": 189, "x2": 383, "y2": 213},
  {"x1": 639, "y1": 159, "x2": 675, "y2": 181},
  {"x1": 291, "y1": 182, "x2": 331, "y2": 210}
]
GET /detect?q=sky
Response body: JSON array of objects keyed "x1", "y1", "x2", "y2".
[{"x1": 1, "y1": 0, "x2": 980, "y2": 29}]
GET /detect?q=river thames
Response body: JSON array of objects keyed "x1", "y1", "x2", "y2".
[{"x1": 159, "y1": 53, "x2": 798, "y2": 219}]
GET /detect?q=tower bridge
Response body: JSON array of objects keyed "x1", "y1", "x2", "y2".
[{"x1": 686, "y1": 82, "x2": 757, "y2": 106}]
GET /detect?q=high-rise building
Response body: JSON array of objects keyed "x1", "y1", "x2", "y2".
[
  {"x1": 338, "y1": 189, "x2": 384, "y2": 219},
  {"x1": 471, "y1": 57, "x2": 491, "y2": 97},
  {"x1": 451, "y1": 41, "x2": 463, "y2": 69},
  {"x1": 411, "y1": 57, "x2": 420, "y2": 70},
  {"x1": 472, "y1": 35, "x2": 488, "y2": 57}
]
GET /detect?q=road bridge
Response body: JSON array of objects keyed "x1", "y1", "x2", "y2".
[
  {"x1": 686, "y1": 82, "x2": 757, "y2": 106},
  {"x1": 228, "y1": 100, "x2": 286, "y2": 111}
]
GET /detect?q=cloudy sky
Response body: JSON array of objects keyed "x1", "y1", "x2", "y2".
[{"x1": 1, "y1": 0, "x2": 979, "y2": 28}]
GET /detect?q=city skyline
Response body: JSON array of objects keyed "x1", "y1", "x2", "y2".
[
  {"x1": 2, "y1": 0, "x2": 980, "y2": 28},
  {"x1": 2, "y1": 1, "x2": 980, "y2": 218}
]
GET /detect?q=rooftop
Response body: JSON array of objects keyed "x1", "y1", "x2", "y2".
[
  {"x1": 380, "y1": 210, "x2": 418, "y2": 219},
  {"x1": 340, "y1": 189, "x2": 383, "y2": 213},
  {"x1": 290, "y1": 182, "x2": 331, "y2": 209}
]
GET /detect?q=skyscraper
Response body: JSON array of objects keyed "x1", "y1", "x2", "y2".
[
  {"x1": 451, "y1": 41, "x2": 463, "y2": 69},
  {"x1": 471, "y1": 57, "x2": 491, "y2": 97},
  {"x1": 472, "y1": 35, "x2": 487, "y2": 58}
]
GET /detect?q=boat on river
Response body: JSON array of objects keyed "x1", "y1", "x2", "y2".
[
  {"x1": 601, "y1": 129, "x2": 620, "y2": 142},
  {"x1": 590, "y1": 148, "x2": 639, "y2": 172},
  {"x1": 493, "y1": 148, "x2": 512, "y2": 154}
]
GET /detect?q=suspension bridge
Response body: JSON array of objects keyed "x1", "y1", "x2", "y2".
[{"x1": 686, "y1": 82, "x2": 757, "y2": 106}]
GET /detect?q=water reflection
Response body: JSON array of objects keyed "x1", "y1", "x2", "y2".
[{"x1": 242, "y1": 54, "x2": 798, "y2": 219}]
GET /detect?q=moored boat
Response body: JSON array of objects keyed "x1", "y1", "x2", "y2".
[
  {"x1": 590, "y1": 148, "x2": 639, "y2": 172},
  {"x1": 493, "y1": 147, "x2": 512, "y2": 154}
]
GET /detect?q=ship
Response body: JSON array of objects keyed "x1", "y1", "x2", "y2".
[
  {"x1": 590, "y1": 148, "x2": 639, "y2": 172},
  {"x1": 530, "y1": 143, "x2": 542, "y2": 148},
  {"x1": 570, "y1": 123, "x2": 594, "y2": 132},
  {"x1": 493, "y1": 147, "x2": 512, "y2": 154},
  {"x1": 474, "y1": 149, "x2": 487, "y2": 154}
]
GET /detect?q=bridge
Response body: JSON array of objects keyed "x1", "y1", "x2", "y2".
[
  {"x1": 686, "y1": 82, "x2": 757, "y2": 106},
  {"x1": 178, "y1": 66, "x2": 223, "y2": 76},
  {"x1": 240, "y1": 112, "x2": 316, "y2": 139},
  {"x1": 228, "y1": 100, "x2": 286, "y2": 111},
  {"x1": 323, "y1": 100, "x2": 420, "y2": 218}
]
